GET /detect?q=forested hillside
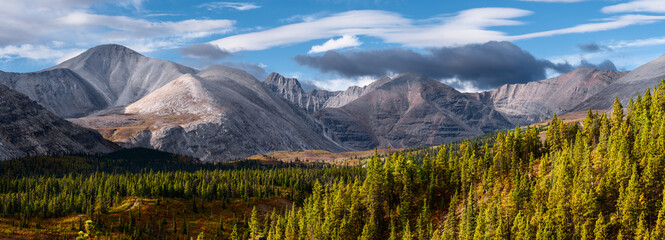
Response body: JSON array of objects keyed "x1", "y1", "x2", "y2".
[
  {"x1": 3, "y1": 81, "x2": 665, "y2": 239},
  {"x1": 262, "y1": 80, "x2": 665, "y2": 240}
]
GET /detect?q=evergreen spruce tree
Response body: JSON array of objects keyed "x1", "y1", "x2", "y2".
[
  {"x1": 402, "y1": 220, "x2": 412, "y2": 240},
  {"x1": 230, "y1": 224, "x2": 239, "y2": 240},
  {"x1": 250, "y1": 206, "x2": 261, "y2": 239},
  {"x1": 593, "y1": 213, "x2": 606, "y2": 240}
]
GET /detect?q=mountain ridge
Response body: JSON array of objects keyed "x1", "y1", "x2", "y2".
[
  {"x1": 315, "y1": 72, "x2": 514, "y2": 149},
  {"x1": 0, "y1": 84, "x2": 118, "y2": 160},
  {"x1": 473, "y1": 67, "x2": 627, "y2": 125},
  {"x1": 570, "y1": 54, "x2": 665, "y2": 111},
  {"x1": 73, "y1": 65, "x2": 347, "y2": 161}
]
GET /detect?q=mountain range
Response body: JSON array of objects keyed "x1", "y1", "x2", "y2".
[{"x1": 1, "y1": 44, "x2": 664, "y2": 161}]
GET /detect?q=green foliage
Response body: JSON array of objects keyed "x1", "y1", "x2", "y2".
[
  {"x1": 75, "y1": 220, "x2": 94, "y2": 240},
  {"x1": 250, "y1": 206, "x2": 261, "y2": 239},
  {"x1": 230, "y1": 224, "x2": 239, "y2": 240}
]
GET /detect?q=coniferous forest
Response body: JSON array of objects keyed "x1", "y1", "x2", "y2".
[{"x1": 4, "y1": 82, "x2": 665, "y2": 239}]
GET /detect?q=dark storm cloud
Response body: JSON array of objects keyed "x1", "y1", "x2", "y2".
[
  {"x1": 294, "y1": 41, "x2": 576, "y2": 89},
  {"x1": 580, "y1": 59, "x2": 617, "y2": 71},
  {"x1": 578, "y1": 42, "x2": 610, "y2": 53},
  {"x1": 179, "y1": 43, "x2": 232, "y2": 60}
]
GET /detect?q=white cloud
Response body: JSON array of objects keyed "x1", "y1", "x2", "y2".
[
  {"x1": 380, "y1": 8, "x2": 531, "y2": 47},
  {"x1": 309, "y1": 35, "x2": 362, "y2": 54},
  {"x1": 118, "y1": 0, "x2": 145, "y2": 11},
  {"x1": 0, "y1": 44, "x2": 74, "y2": 61},
  {"x1": 209, "y1": 8, "x2": 529, "y2": 53},
  {"x1": 608, "y1": 36, "x2": 665, "y2": 48},
  {"x1": 280, "y1": 13, "x2": 326, "y2": 23},
  {"x1": 210, "y1": 10, "x2": 409, "y2": 52},
  {"x1": 206, "y1": 8, "x2": 665, "y2": 54},
  {"x1": 0, "y1": 0, "x2": 235, "y2": 63},
  {"x1": 440, "y1": 77, "x2": 484, "y2": 93},
  {"x1": 602, "y1": 0, "x2": 665, "y2": 14},
  {"x1": 312, "y1": 76, "x2": 377, "y2": 91},
  {"x1": 199, "y1": 2, "x2": 261, "y2": 11},
  {"x1": 56, "y1": 12, "x2": 234, "y2": 39},
  {"x1": 511, "y1": 15, "x2": 665, "y2": 40}
]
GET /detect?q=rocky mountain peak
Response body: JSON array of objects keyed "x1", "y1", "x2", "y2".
[
  {"x1": 264, "y1": 72, "x2": 304, "y2": 91},
  {"x1": 16, "y1": 44, "x2": 200, "y2": 117},
  {"x1": 75, "y1": 65, "x2": 347, "y2": 161},
  {"x1": 385, "y1": 72, "x2": 435, "y2": 85},
  {"x1": 315, "y1": 73, "x2": 513, "y2": 150},
  {"x1": 261, "y1": 73, "x2": 337, "y2": 114},
  {"x1": 83, "y1": 44, "x2": 142, "y2": 57},
  {"x1": 54, "y1": 44, "x2": 144, "y2": 71}
]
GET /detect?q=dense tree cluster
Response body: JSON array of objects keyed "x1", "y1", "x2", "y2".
[
  {"x1": 253, "y1": 81, "x2": 665, "y2": 239},
  {"x1": 0, "y1": 166, "x2": 362, "y2": 219}
]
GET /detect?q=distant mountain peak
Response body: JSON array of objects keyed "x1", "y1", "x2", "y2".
[
  {"x1": 393, "y1": 72, "x2": 427, "y2": 79},
  {"x1": 198, "y1": 65, "x2": 256, "y2": 82},
  {"x1": 56, "y1": 45, "x2": 143, "y2": 67},
  {"x1": 84, "y1": 44, "x2": 143, "y2": 57},
  {"x1": 262, "y1": 72, "x2": 337, "y2": 114},
  {"x1": 264, "y1": 72, "x2": 304, "y2": 93},
  {"x1": 378, "y1": 72, "x2": 457, "y2": 93},
  {"x1": 265, "y1": 72, "x2": 303, "y2": 89}
]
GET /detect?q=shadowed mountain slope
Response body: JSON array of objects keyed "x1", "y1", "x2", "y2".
[
  {"x1": 571, "y1": 54, "x2": 665, "y2": 111},
  {"x1": 473, "y1": 67, "x2": 626, "y2": 125},
  {"x1": 315, "y1": 73, "x2": 513, "y2": 150},
  {"x1": 0, "y1": 84, "x2": 118, "y2": 160}
]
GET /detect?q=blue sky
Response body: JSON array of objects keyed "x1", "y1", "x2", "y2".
[{"x1": 1, "y1": 0, "x2": 665, "y2": 92}]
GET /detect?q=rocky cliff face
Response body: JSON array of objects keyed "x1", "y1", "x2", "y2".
[
  {"x1": 74, "y1": 66, "x2": 347, "y2": 161},
  {"x1": 0, "y1": 44, "x2": 196, "y2": 118},
  {"x1": 474, "y1": 67, "x2": 626, "y2": 125},
  {"x1": 322, "y1": 76, "x2": 393, "y2": 108},
  {"x1": 571, "y1": 54, "x2": 665, "y2": 111},
  {"x1": 263, "y1": 73, "x2": 338, "y2": 113},
  {"x1": 0, "y1": 84, "x2": 117, "y2": 160},
  {"x1": 315, "y1": 73, "x2": 513, "y2": 150},
  {"x1": 263, "y1": 73, "x2": 393, "y2": 113}
]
